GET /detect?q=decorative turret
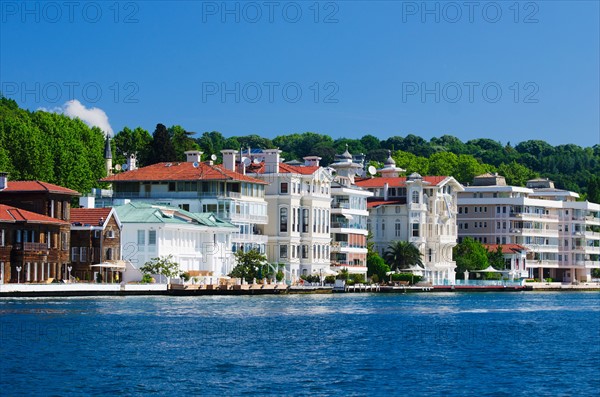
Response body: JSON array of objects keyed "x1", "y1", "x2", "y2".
[
  {"x1": 378, "y1": 150, "x2": 405, "y2": 178},
  {"x1": 330, "y1": 145, "x2": 362, "y2": 184}
]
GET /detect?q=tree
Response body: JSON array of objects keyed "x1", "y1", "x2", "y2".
[
  {"x1": 453, "y1": 238, "x2": 489, "y2": 273},
  {"x1": 140, "y1": 255, "x2": 181, "y2": 283},
  {"x1": 384, "y1": 241, "x2": 423, "y2": 271},
  {"x1": 112, "y1": 126, "x2": 152, "y2": 166},
  {"x1": 487, "y1": 245, "x2": 505, "y2": 270},
  {"x1": 497, "y1": 161, "x2": 538, "y2": 187},
  {"x1": 392, "y1": 150, "x2": 428, "y2": 175},
  {"x1": 170, "y1": 125, "x2": 199, "y2": 161},
  {"x1": 586, "y1": 175, "x2": 600, "y2": 203},
  {"x1": 228, "y1": 249, "x2": 268, "y2": 283},
  {"x1": 367, "y1": 252, "x2": 390, "y2": 282},
  {"x1": 148, "y1": 123, "x2": 177, "y2": 163},
  {"x1": 428, "y1": 151, "x2": 458, "y2": 176}
]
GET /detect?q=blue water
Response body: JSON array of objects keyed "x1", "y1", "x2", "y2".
[{"x1": 1, "y1": 292, "x2": 599, "y2": 396}]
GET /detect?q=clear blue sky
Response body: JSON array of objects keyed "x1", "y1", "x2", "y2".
[{"x1": 1, "y1": 1, "x2": 598, "y2": 147}]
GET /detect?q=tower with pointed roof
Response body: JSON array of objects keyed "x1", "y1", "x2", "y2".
[
  {"x1": 104, "y1": 136, "x2": 113, "y2": 176},
  {"x1": 378, "y1": 150, "x2": 405, "y2": 178}
]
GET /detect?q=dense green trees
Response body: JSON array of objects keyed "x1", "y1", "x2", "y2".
[
  {"x1": 0, "y1": 96, "x2": 106, "y2": 194},
  {"x1": 2, "y1": 97, "x2": 598, "y2": 199}
]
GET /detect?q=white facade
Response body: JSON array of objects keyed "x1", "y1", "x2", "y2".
[
  {"x1": 226, "y1": 149, "x2": 333, "y2": 282},
  {"x1": 356, "y1": 153, "x2": 464, "y2": 285},
  {"x1": 329, "y1": 147, "x2": 373, "y2": 276},
  {"x1": 100, "y1": 150, "x2": 269, "y2": 256},
  {"x1": 116, "y1": 203, "x2": 236, "y2": 280},
  {"x1": 457, "y1": 175, "x2": 600, "y2": 282}
]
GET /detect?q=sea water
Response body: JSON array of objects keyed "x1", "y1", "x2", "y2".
[{"x1": 1, "y1": 292, "x2": 598, "y2": 396}]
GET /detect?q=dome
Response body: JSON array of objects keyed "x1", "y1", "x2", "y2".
[{"x1": 384, "y1": 150, "x2": 395, "y2": 167}]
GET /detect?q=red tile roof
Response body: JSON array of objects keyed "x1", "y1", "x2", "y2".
[
  {"x1": 246, "y1": 162, "x2": 320, "y2": 175},
  {"x1": 355, "y1": 176, "x2": 449, "y2": 188},
  {"x1": 71, "y1": 208, "x2": 113, "y2": 226},
  {"x1": 483, "y1": 244, "x2": 528, "y2": 254},
  {"x1": 1, "y1": 181, "x2": 80, "y2": 196},
  {"x1": 0, "y1": 204, "x2": 68, "y2": 225},
  {"x1": 367, "y1": 199, "x2": 406, "y2": 209},
  {"x1": 101, "y1": 162, "x2": 267, "y2": 184}
]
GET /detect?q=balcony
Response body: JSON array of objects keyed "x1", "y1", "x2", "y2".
[
  {"x1": 216, "y1": 212, "x2": 268, "y2": 224},
  {"x1": 331, "y1": 222, "x2": 367, "y2": 230},
  {"x1": 231, "y1": 234, "x2": 269, "y2": 244},
  {"x1": 13, "y1": 242, "x2": 49, "y2": 251},
  {"x1": 331, "y1": 202, "x2": 350, "y2": 209}
]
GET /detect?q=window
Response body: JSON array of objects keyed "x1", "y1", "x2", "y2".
[
  {"x1": 428, "y1": 248, "x2": 432, "y2": 262},
  {"x1": 395, "y1": 221, "x2": 402, "y2": 237},
  {"x1": 280, "y1": 182, "x2": 289, "y2": 194},
  {"x1": 61, "y1": 232, "x2": 68, "y2": 251},
  {"x1": 168, "y1": 182, "x2": 176, "y2": 192},
  {"x1": 280, "y1": 244, "x2": 288, "y2": 259},
  {"x1": 137, "y1": 230, "x2": 145, "y2": 245},
  {"x1": 292, "y1": 208, "x2": 296, "y2": 232},
  {"x1": 503, "y1": 206, "x2": 507, "y2": 214},
  {"x1": 148, "y1": 230, "x2": 157, "y2": 245},
  {"x1": 0, "y1": 229, "x2": 4, "y2": 246},
  {"x1": 459, "y1": 207, "x2": 462, "y2": 214},
  {"x1": 302, "y1": 209, "x2": 309, "y2": 233},
  {"x1": 464, "y1": 223, "x2": 469, "y2": 229},
  {"x1": 179, "y1": 204, "x2": 190, "y2": 211},
  {"x1": 412, "y1": 223, "x2": 420, "y2": 237},
  {"x1": 80, "y1": 247, "x2": 87, "y2": 262},
  {"x1": 280, "y1": 207, "x2": 288, "y2": 233},
  {"x1": 464, "y1": 207, "x2": 468, "y2": 214},
  {"x1": 412, "y1": 191, "x2": 419, "y2": 204},
  {"x1": 106, "y1": 248, "x2": 113, "y2": 260},
  {"x1": 497, "y1": 206, "x2": 500, "y2": 214},
  {"x1": 302, "y1": 245, "x2": 308, "y2": 259},
  {"x1": 71, "y1": 247, "x2": 79, "y2": 262}
]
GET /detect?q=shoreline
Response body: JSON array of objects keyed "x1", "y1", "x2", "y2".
[{"x1": 1, "y1": 282, "x2": 599, "y2": 298}]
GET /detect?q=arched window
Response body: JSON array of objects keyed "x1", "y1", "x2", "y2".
[{"x1": 395, "y1": 220, "x2": 402, "y2": 237}]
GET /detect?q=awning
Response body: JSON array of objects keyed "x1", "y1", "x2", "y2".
[
  {"x1": 342, "y1": 214, "x2": 354, "y2": 220},
  {"x1": 91, "y1": 261, "x2": 126, "y2": 270},
  {"x1": 471, "y1": 265, "x2": 510, "y2": 273}
]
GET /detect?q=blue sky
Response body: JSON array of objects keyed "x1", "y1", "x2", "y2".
[{"x1": 1, "y1": 1, "x2": 598, "y2": 147}]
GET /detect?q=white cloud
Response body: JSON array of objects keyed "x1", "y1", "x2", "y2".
[{"x1": 38, "y1": 99, "x2": 114, "y2": 136}]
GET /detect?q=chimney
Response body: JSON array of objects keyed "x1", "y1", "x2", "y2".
[
  {"x1": 303, "y1": 156, "x2": 322, "y2": 167},
  {"x1": 221, "y1": 150, "x2": 238, "y2": 171},
  {"x1": 185, "y1": 150, "x2": 203, "y2": 163},
  {"x1": 79, "y1": 196, "x2": 95, "y2": 209},
  {"x1": 127, "y1": 153, "x2": 137, "y2": 171},
  {"x1": 263, "y1": 149, "x2": 281, "y2": 174},
  {"x1": 0, "y1": 172, "x2": 7, "y2": 191}
]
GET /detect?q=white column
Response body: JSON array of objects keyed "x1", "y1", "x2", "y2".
[{"x1": 34, "y1": 263, "x2": 38, "y2": 282}]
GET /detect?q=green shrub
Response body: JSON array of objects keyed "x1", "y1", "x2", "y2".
[
  {"x1": 181, "y1": 272, "x2": 191, "y2": 282},
  {"x1": 545, "y1": 278, "x2": 553, "y2": 282},
  {"x1": 324, "y1": 275, "x2": 335, "y2": 284},
  {"x1": 352, "y1": 274, "x2": 366, "y2": 284},
  {"x1": 371, "y1": 274, "x2": 379, "y2": 284},
  {"x1": 276, "y1": 270, "x2": 285, "y2": 282},
  {"x1": 141, "y1": 274, "x2": 153, "y2": 284},
  {"x1": 391, "y1": 273, "x2": 423, "y2": 284}
]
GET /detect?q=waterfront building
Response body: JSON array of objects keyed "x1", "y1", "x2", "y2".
[
  {"x1": 115, "y1": 202, "x2": 237, "y2": 281},
  {"x1": 98, "y1": 150, "x2": 269, "y2": 256},
  {"x1": 70, "y1": 207, "x2": 123, "y2": 282},
  {"x1": 226, "y1": 149, "x2": 334, "y2": 281},
  {"x1": 483, "y1": 243, "x2": 529, "y2": 279},
  {"x1": 355, "y1": 153, "x2": 464, "y2": 285},
  {"x1": 0, "y1": 174, "x2": 79, "y2": 283},
  {"x1": 327, "y1": 147, "x2": 374, "y2": 277},
  {"x1": 457, "y1": 174, "x2": 600, "y2": 282}
]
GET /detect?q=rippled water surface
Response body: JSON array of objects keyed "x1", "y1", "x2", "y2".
[{"x1": 1, "y1": 292, "x2": 599, "y2": 396}]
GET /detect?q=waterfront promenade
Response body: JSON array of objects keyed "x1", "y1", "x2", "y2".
[{"x1": 1, "y1": 280, "x2": 599, "y2": 297}]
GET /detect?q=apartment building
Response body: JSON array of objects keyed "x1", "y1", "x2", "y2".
[
  {"x1": 99, "y1": 150, "x2": 269, "y2": 256},
  {"x1": 328, "y1": 147, "x2": 373, "y2": 277},
  {"x1": 355, "y1": 152, "x2": 464, "y2": 285},
  {"x1": 457, "y1": 174, "x2": 600, "y2": 282},
  {"x1": 225, "y1": 149, "x2": 333, "y2": 281}
]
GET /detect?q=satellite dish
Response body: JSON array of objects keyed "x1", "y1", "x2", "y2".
[
  {"x1": 368, "y1": 165, "x2": 377, "y2": 175},
  {"x1": 210, "y1": 154, "x2": 217, "y2": 161},
  {"x1": 122, "y1": 164, "x2": 128, "y2": 171},
  {"x1": 253, "y1": 158, "x2": 260, "y2": 164},
  {"x1": 192, "y1": 162, "x2": 199, "y2": 168},
  {"x1": 241, "y1": 157, "x2": 251, "y2": 166},
  {"x1": 115, "y1": 164, "x2": 122, "y2": 171}
]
